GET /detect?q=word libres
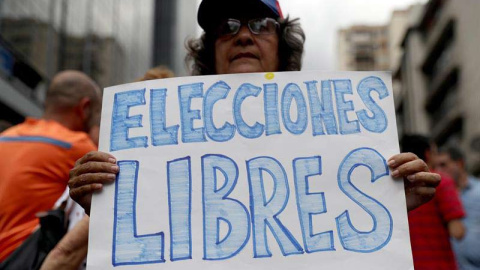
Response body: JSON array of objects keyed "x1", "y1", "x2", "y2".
[
  {"x1": 112, "y1": 148, "x2": 393, "y2": 266},
  {"x1": 109, "y1": 76, "x2": 390, "y2": 152}
]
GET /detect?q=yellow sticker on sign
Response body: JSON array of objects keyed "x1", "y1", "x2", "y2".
[{"x1": 265, "y1": 73, "x2": 275, "y2": 80}]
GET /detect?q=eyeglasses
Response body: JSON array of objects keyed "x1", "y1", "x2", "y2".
[{"x1": 216, "y1": 18, "x2": 279, "y2": 37}]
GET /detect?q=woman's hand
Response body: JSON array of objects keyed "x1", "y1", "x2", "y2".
[
  {"x1": 68, "y1": 151, "x2": 119, "y2": 215},
  {"x1": 388, "y1": 152, "x2": 441, "y2": 211}
]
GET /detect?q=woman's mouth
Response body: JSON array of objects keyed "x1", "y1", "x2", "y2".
[{"x1": 231, "y1": 52, "x2": 258, "y2": 61}]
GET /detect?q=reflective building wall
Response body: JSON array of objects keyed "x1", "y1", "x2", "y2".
[
  {"x1": 0, "y1": 0, "x2": 154, "y2": 125},
  {"x1": 0, "y1": 0, "x2": 154, "y2": 86}
]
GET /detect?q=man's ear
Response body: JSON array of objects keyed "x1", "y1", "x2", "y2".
[{"x1": 78, "y1": 97, "x2": 92, "y2": 123}]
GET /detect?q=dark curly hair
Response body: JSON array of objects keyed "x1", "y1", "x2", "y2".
[{"x1": 185, "y1": 16, "x2": 306, "y2": 75}]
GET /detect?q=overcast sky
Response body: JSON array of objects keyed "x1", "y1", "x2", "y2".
[{"x1": 278, "y1": 0, "x2": 427, "y2": 71}]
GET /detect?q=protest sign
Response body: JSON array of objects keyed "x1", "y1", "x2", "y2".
[{"x1": 88, "y1": 71, "x2": 414, "y2": 269}]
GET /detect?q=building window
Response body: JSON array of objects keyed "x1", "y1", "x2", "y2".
[
  {"x1": 420, "y1": 0, "x2": 447, "y2": 38},
  {"x1": 436, "y1": 116, "x2": 463, "y2": 148},
  {"x1": 430, "y1": 40, "x2": 454, "y2": 83},
  {"x1": 430, "y1": 85, "x2": 457, "y2": 125},
  {"x1": 422, "y1": 20, "x2": 456, "y2": 87}
]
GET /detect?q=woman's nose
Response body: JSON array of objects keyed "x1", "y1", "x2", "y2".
[{"x1": 233, "y1": 25, "x2": 254, "y2": 46}]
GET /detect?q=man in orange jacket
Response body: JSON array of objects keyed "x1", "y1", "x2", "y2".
[{"x1": 0, "y1": 70, "x2": 102, "y2": 262}]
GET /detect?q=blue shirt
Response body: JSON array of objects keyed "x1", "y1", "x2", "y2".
[{"x1": 452, "y1": 176, "x2": 480, "y2": 270}]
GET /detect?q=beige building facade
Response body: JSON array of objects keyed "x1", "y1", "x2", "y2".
[
  {"x1": 337, "y1": 0, "x2": 480, "y2": 173},
  {"x1": 337, "y1": 25, "x2": 390, "y2": 71},
  {"x1": 393, "y1": 5, "x2": 430, "y2": 137}
]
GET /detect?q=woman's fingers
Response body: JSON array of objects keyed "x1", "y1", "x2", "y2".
[
  {"x1": 68, "y1": 173, "x2": 116, "y2": 188},
  {"x1": 390, "y1": 159, "x2": 429, "y2": 178},
  {"x1": 70, "y1": 161, "x2": 119, "y2": 177},
  {"x1": 388, "y1": 152, "x2": 418, "y2": 168},
  {"x1": 404, "y1": 184, "x2": 437, "y2": 211},
  {"x1": 68, "y1": 151, "x2": 118, "y2": 215},
  {"x1": 406, "y1": 172, "x2": 441, "y2": 187},
  {"x1": 69, "y1": 183, "x2": 102, "y2": 200},
  {"x1": 406, "y1": 186, "x2": 436, "y2": 198},
  {"x1": 69, "y1": 183, "x2": 103, "y2": 215},
  {"x1": 75, "y1": 151, "x2": 116, "y2": 166},
  {"x1": 389, "y1": 152, "x2": 438, "y2": 211}
]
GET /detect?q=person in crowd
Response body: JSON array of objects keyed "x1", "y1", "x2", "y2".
[
  {"x1": 69, "y1": 0, "x2": 440, "y2": 228},
  {"x1": 135, "y1": 65, "x2": 175, "y2": 82},
  {"x1": 0, "y1": 70, "x2": 101, "y2": 263},
  {"x1": 436, "y1": 147, "x2": 480, "y2": 270},
  {"x1": 39, "y1": 133, "x2": 100, "y2": 270},
  {"x1": 39, "y1": 66, "x2": 176, "y2": 270},
  {"x1": 401, "y1": 135, "x2": 465, "y2": 270}
]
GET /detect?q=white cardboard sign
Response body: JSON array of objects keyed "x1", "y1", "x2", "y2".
[{"x1": 88, "y1": 71, "x2": 413, "y2": 270}]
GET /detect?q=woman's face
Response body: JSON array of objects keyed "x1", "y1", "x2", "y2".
[{"x1": 214, "y1": 18, "x2": 280, "y2": 74}]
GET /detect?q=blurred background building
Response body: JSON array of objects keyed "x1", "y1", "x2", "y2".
[
  {"x1": 337, "y1": 25, "x2": 390, "y2": 71},
  {"x1": 1, "y1": 0, "x2": 478, "y2": 174},
  {"x1": 338, "y1": 0, "x2": 480, "y2": 174},
  {"x1": 0, "y1": 0, "x2": 197, "y2": 128},
  {"x1": 396, "y1": 0, "x2": 480, "y2": 174}
]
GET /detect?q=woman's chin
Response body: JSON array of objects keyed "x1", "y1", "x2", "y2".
[{"x1": 227, "y1": 62, "x2": 263, "y2": 74}]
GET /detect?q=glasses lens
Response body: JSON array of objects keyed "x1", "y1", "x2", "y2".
[
  {"x1": 217, "y1": 19, "x2": 241, "y2": 36},
  {"x1": 249, "y1": 18, "x2": 278, "y2": 35}
]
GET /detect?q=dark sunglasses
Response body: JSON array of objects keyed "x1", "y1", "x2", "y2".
[{"x1": 216, "y1": 18, "x2": 279, "y2": 37}]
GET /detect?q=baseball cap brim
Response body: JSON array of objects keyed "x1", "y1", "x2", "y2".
[{"x1": 198, "y1": 0, "x2": 280, "y2": 32}]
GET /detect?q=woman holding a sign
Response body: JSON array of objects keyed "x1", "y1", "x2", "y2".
[
  {"x1": 67, "y1": 1, "x2": 442, "y2": 269},
  {"x1": 68, "y1": 0, "x2": 440, "y2": 239}
]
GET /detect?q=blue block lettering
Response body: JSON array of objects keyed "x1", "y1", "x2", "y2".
[
  {"x1": 113, "y1": 161, "x2": 164, "y2": 266},
  {"x1": 335, "y1": 148, "x2": 393, "y2": 252},
  {"x1": 233, "y1": 83, "x2": 264, "y2": 139},
  {"x1": 356, "y1": 76, "x2": 389, "y2": 133},
  {"x1": 281, "y1": 83, "x2": 308, "y2": 135},
  {"x1": 304, "y1": 80, "x2": 338, "y2": 135},
  {"x1": 263, "y1": 83, "x2": 282, "y2": 136},
  {"x1": 178, "y1": 83, "x2": 207, "y2": 143},
  {"x1": 110, "y1": 89, "x2": 148, "y2": 151},
  {"x1": 150, "y1": 89, "x2": 179, "y2": 146},
  {"x1": 203, "y1": 81, "x2": 236, "y2": 142},
  {"x1": 293, "y1": 156, "x2": 335, "y2": 253},
  {"x1": 167, "y1": 157, "x2": 192, "y2": 261},
  {"x1": 202, "y1": 155, "x2": 250, "y2": 260},
  {"x1": 333, "y1": 80, "x2": 360, "y2": 135},
  {"x1": 247, "y1": 156, "x2": 304, "y2": 257}
]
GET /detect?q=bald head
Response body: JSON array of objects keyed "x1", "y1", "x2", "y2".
[
  {"x1": 46, "y1": 70, "x2": 100, "y2": 110},
  {"x1": 44, "y1": 70, "x2": 102, "y2": 131}
]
